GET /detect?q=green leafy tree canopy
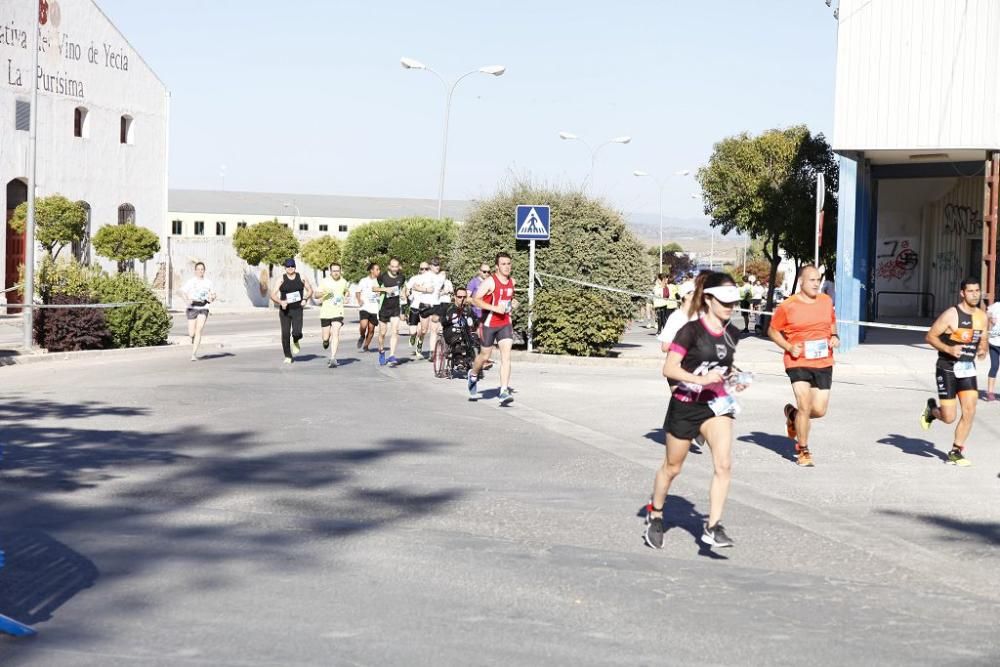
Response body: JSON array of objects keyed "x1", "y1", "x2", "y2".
[
  {"x1": 232, "y1": 219, "x2": 300, "y2": 275},
  {"x1": 341, "y1": 217, "x2": 457, "y2": 280},
  {"x1": 10, "y1": 195, "x2": 87, "y2": 259},
  {"x1": 92, "y1": 224, "x2": 161, "y2": 273},
  {"x1": 300, "y1": 235, "x2": 343, "y2": 276}
]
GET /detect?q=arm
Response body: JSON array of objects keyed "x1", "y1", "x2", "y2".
[
  {"x1": 663, "y1": 349, "x2": 724, "y2": 386},
  {"x1": 925, "y1": 310, "x2": 961, "y2": 358},
  {"x1": 471, "y1": 277, "x2": 498, "y2": 313},
  {"x1": 269, "y1": 281, "x2": 285, "y2": 308},
  {"x1": 303, "y1": 277, "x2": 314, "y2": 301},
  {"x1": 766, "y1": 307, "x2": 802, "y2": 358}
]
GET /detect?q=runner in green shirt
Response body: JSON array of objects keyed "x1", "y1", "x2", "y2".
[{"x1": 315, "y1": 262, "x2": 350, "y2": 368}]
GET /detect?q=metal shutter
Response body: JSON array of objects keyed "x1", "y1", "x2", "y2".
[{"x1": 15, "y1": 100, "x2": 30, "y2": 131}]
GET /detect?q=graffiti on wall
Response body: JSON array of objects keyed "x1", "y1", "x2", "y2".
[
  {"x1": 876, "y1": 238, "x2": 919, "y2": 284},
  {"x1": 943, "y1": 204, "x2": 980, "y2": 237},
  {"x1": 933, "y1": 251, "x2": 964, "y2": 288}
]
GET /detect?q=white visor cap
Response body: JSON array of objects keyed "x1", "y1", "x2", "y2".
[{"x1": 703, "y1": 285, "x2": 741, "y2": 304}]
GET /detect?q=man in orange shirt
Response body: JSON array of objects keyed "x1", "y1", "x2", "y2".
[{"x1": 767, "y1": 266, "x2": 839, "y2": 466}]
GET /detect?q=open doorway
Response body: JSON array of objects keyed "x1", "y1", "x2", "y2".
[{"x1": 5, "y1": 179, "x2": 28, "y2": 313}]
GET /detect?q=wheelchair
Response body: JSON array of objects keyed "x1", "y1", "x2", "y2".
[{"x1": 432, "y1": 327, "x2": 481, "y2": 379}]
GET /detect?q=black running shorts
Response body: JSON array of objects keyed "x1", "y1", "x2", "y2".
[
  {"x1": 360, "y1": 310, "x2": 378, "y2": 324},
  {"x1": 936, "y1": 363, "x2": 977, "y2": 402},
  {"x1": 320, "y1": 317, "x2": 344, "y2": 327},
  {"x1": 408, "y1": 308, "x2": 421, "y2": 326},
  {"x1": 786, "y1": 366, "x2": 833, "y2": 390},
  {"x1": 481, "y1": 323, "x2": 513, "y2": 347},
  {"x1": 664, "y1": 397, "x2": 734, "y2": 441},
  {"x1": 378, "y1": 303, "x2": 401, "y2": 323}
]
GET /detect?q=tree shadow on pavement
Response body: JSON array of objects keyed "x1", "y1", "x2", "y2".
[
  {"x1": 0, "y1": 395, "x2": 464, "y2": 643},
  {"x1": 636, "y1": 497, "x2": 727, "y2": 560},
  {"x1": 875, "y1": 434, "x2": 948, "y2": 461},
  {"x1": 878, "y1": 510, "x2": 1000, "y2": 546},
  {"x1": 737, "y1": 431, "x2": 795, "y2": 463}
]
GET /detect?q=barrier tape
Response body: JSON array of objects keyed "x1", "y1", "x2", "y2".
[
  {"x1": 0, "y1": 301, "x2": 141, "y2": 310},
  {"x1": 535, "y1": 271, "x2": 933, "y2": 333},
  {"x1": 1, "y1": 284, "x2": 22, "y2": 294}
]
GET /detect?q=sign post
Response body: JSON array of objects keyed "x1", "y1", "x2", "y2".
[
  {"x1": 515, "y1": 205, "x2": 551, "y2": 353},
  {"x1": 814, "y1": 172, "x2": 826, "y2": 268}
]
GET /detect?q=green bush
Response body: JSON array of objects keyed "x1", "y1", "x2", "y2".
[
  {"x1": 300, "y1": 235, "x2": 342, "y2": 276},
  {"x1": 341, "y1": 217, "x2": 457, "y2": 280},
  {"x1": 91, "y1": 273, "x2": 171, "y2": 348},
  {"x1": 92, "y1": 224, "x2": 161, "y2": 273},
  {"x1": 451, "y1": 183, "x2": 647, "y2": 356},
  {"x1": 9, "y1": 195, "x2": 88, "y2": 259},
  {"x1": 232, "y1": 219, "x2": 300, "y2": 275},
  {"x1": 36, "y1": 294, "x2": 110, "y2": 352}
]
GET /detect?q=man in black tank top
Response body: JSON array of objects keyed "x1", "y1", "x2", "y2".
[
  {"x1": 269, "y1": 258, "x2": 313, "y2": 363},
  {"x1": 375, "y1": 257, "x2": 405, "y2": 367},
  {"x1": 920, "y1": 277, "x2": 987, "y2": 466}
]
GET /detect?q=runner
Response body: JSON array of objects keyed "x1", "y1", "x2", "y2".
[
  {"x1": 767, "y1": 265, "x2": 838, "y2": 467},
  {"x1": 749, "y1": 278, "x2": 765, "y2": 331},
  {"x1": 468, "y1": 252, "x2": 517, "y2": 405},
  {"x1": 987, "y1": 297, "x2": 1000, "y2": 401},
  {"x1": 422, "y1": 258, "x2": 447, "y2": 361},
  {"x1": 375, "y1": 257, "x2": 404, "y2": 367},
  {"x1": 315, "y1": 262, "x2": 349, "y2": 368},
  {"x1": 270, "y1": 258, "x2": 313, "y2": 364},
  {"x1": 355, "y1": 263, "x2": 381, "y2": 353},
  {"x1": 919, "y1": 277, "x2": 988, "y2": 466},
  {"x1": 406, "y1": 261, "x2": 430, "y2": 356},
  {"x1": 182, "y1": 261, "x2": 216, "y2": 361},
  {"x1": 466, "y1": 262, "x2": 490, "y2": 321},
  {"x1": 644, "y1": 272, "x2": 748, "y2": 550}
]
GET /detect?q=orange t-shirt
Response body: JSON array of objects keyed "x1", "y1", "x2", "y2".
[{"x1": 770, "y1": 293, "x2": 836, "y2": 369}]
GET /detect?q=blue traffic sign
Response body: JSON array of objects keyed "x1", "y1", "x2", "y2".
[{"x1": 515, "y1": 205, "x2": 550, "y2": 240}]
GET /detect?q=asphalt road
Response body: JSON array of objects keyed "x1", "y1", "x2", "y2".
[{"x1": 1, "y1": 342, "x2": 998, "y2": 665}]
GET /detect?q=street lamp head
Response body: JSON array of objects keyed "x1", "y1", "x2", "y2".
[
  {"x1": 400, "y1": 57, "x2": 426, "y2": 70},
  {"x1": 675, "y1": 169, "x2": 691, "y2": 176},
  {"x1": 479, "y1": 65, "x2": 506, "y2": 76},
  {"x1": 613, "y1": 136, "x2": 631, "y2": 144},
  {"x1": 559, "y1": 131, "x2": 578, "y2": 140},
  {"x1": 633, "y1": 170, "x2": 649, "y2": 177}
]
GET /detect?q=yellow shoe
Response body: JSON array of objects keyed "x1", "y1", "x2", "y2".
[
  {"x1": 920, "y1": 398, "x2": 937, "y2": 431},
  {"x1": 946, "y1": 448, "x2": 971, "y2": 467}
]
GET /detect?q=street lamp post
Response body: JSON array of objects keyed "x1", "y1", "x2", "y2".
[
  {"x1": 560, "y1": 132, "x2": 631, "y2": 190},
  {"x1": 401, "y1": 57, "x2": 505, "y2": 220},
  {"x1": 282, "y1": 201, "x2": 300, "y2": 227},
  {"x1": 633, "y1": 169, "x2": 690, "y2": 273}
]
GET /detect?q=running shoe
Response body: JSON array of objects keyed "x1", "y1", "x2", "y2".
[
  {"x1": 328, "y1": 358, "x2": 337, "y2": 368},
  {"x1": 387, "y1": 356, "x2": 399, "y2": 367},
  {"x1": 467, "y1": 370, "x2": 479, "y2": 399},
  {"x1": 795, "y1": 445, "x2": 815, "y2": 467},
  {"x1": 784, "y1": 403, "x2": 797, "y2": 440},
  {"x1": 987, "y1": 392, "x2": 996, "y2": 402},
  {"x1": 701, "y1": 522, "x2": 734, "y2": 548},
  {"x1": 356, "y1": 335, "x2": 364, "y2": 350},
  {"x1": 920, "y1": 398, "x2": 937, "y2": 430},
  {"x1": 378, "y1": 350, "x2": 386, "y2": 366},
  {"x1": 323, "y1": 339, "x2": 330, "y2": 350},
  {"x1": 644, "y1": 510, "x2": 665, "y2": 550},
  {"x1": 409, "y1": 334, "x2": 417, "y2": 347},
  {"x1": 291, "y1": 338, "x2": 301, "y2": 355},
  {"x1": 498, "y1": 389, "x2": 514, "y2": 405},
  {"x1": 947, "y1": 448, "x2": 971, "y2": 467},
  {"x1": 283, "y1": 357, "x2": 293, "y2": 364},
  {"x1": 190, "y1": 354, "x2": 198, "y2": 362}
]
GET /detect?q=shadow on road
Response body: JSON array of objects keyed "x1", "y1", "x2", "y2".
[
  {"x1": 0, "y1": 395, "x2": 464, "y2": 640},
  {"x1": 875, "y1": 434, "x2": 948, "y2": 461},
  {"x1": 737, "y1": 431, "x2": 795, "y2": 463},
  {"x1": 879, "y1": 510, "x2": 1000, "y2": 546},
  {"x1": 636, "y1": 497, "x2": 727, "y2": 560}
]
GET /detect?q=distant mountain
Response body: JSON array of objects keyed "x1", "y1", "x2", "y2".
[{"x1": 624, "y1": 212, "x2": 748, "y2": 255}]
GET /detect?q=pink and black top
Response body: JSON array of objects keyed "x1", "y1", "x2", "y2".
[{"x1": 667, "y1": 317, "x2": 740, "y2": 403}]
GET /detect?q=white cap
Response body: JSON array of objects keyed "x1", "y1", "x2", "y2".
[
  {"x1": 703, "y1": 285, "x2": 741, "y2": 304},
  {"x1": 678, "y1": 281, "x2": 695, "y2": 298}
]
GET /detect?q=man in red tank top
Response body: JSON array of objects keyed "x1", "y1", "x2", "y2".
[{"x1": 469, "y1": 252, "x2": 518, "y2": 404}]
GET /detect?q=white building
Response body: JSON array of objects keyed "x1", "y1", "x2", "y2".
[
  {"x1": 1, "y1": 0, "x2": 169, "y2": 308},
  {"x1": 833, "y1": 0, "x2": 1000, "y2": 349}
]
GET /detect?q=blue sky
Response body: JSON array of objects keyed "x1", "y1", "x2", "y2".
[{"x1": 100, "y1": 0, "x2": 839, "y2": 222}]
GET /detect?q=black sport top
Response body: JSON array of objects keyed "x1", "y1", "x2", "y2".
[
  {"x1": 378, "y1": 272, "x2": 404, "y2": 309},
  {"x1": 280, "y1": 273, "x2": 306, "y2": 309},
  {"x1": 667, "y1": 317, "x2": 741, "y2": 403}
]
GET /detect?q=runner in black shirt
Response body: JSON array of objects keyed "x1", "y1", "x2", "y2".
[
  {"x1": 375, "y1": 257, "x2": 405, "y2": 367},
  {"x1": 270, "y1": 258, "x2": 313, "y2": 364},
  {"x1": 644, "y1": 272, "x2": 750, "y2": 551}
]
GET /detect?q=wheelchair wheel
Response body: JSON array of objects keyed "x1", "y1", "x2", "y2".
[{"x1": 432, "y1": 338, "x2": 450, "y2": 378}]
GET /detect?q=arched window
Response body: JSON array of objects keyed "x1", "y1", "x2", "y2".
[
  {"x1": 118, "y1": 203, "x2": 135, "y2": 226},
  {"x1": 73, "y1": 107, "x2": 89, "y2": 138},
  {"x1": 120, "y1": 114, "x2": 134, "y2": 145},
  {"x1": 73, "y1": 201, "x2": 92, "y2": 262}
]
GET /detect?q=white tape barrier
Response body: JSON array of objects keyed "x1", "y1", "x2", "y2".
[
  {"x1": 0, "y1": 301, "x2": 141, "y2": 310},
  {"x1": 1, "y1": 284, "x2": 23, "y2": 294},
  {"x1": 535, "y1": 271, "x2": 932, "y2": 333}
]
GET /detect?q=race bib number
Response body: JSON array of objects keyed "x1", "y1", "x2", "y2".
[
  {"x1": 367, "y1": 293, "x2": 380, "y2": 304},
  {"x1": 285, "y1": 291, "x2": 302, "y2": 304},
  {"x1": 332, "y1": 295, "x2": 343, "y2": 305},
  {"x1": 498, "y1": 299, "x2": 512, "y2": 313},
  {"x1": 708, "y1": 394, "x2": 740, "y2": 417},
  {"x1": 387, "y1": 286, "x2": 400, "y2": 297},
  {"x1": 804, "y1": 338, "x2": 829, "y2": 360},
  {"x1": 953, "y1": 360, "x2": 976, "y2": 378}
]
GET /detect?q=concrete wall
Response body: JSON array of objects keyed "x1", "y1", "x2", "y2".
[
  {"x1": 834, "y1": 0, "x2": 1000, "y2": 151},
  {"x1": 1, "y1": 0, "x2": 169, "y2": 296}
]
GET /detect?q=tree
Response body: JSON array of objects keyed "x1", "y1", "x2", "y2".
[
  {"x1": 647, "y1": 244, "x2": 695, "y2": 280},
  {"x1": 232, "y1": 219, "x2": 300, "y2": 276},
  {"x1": 92, "y1": 223, "x2": 161, "y2": 273},
  {"x1": 696, "y1": 125, "x2": 838, "y2": 313},
  {"x1": 300, "y1": 235, "x2": 342, "y2": 277},
  {"x1": 341, "y1": 217, "x2": 457, "y2": 280},
  {"x1": 451, "y1": 183, "x2": 647, "y2": 356},
  {"x1": 9, "y1": 195, "x2": 87, "y2": 259}
]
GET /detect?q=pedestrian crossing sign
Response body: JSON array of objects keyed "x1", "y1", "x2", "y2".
[{"x1": 515, "y1": 205, "x2": 550, "y2": 240}]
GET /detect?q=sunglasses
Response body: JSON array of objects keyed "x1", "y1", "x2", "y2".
[
  {"x1": 480, "y1": 269, "x2": 489, "y2": 274},
  {"x1": 419, "y1": 267, "x2": 429, "y2": 271},
  {"x1": 455, "y1": 295, "x2": 467, "y2": 299}
]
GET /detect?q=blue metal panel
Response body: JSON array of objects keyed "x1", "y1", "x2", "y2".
[{"x1": 835, "y1": 153, "x2": 875, "y2": 351}]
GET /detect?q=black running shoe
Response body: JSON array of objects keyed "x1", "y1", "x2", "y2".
[
  {"x1": 356, "y1": 335, "x2": 364, "y2": 350},
  {"x1": 323, "y1": 339, "x2": 330, "y2": 350},
  {"x1": 701, "y1": 522, "x2": 734, "y2": 548},
  {"x1": 920, "y1": 398, "x2": 937, "y2": 431},
  {"x1": 644, "y1": 512, "x2": 665, "y2": 550}
]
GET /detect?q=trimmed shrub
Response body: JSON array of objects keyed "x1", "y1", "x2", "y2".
[
  {"x1": 91, "y1": 273, "x2": 171, "y2": 348},
  {"x1": 9, "y1": 195, "x2": 88, "y2": 259},
  {"x1": 37, "y1": 294, "x2": 110, "y2": 352},
  {"x1": 232, "y1": 219, "x2": 300, "y2": 276},
  {"x1": 300, "y1": 235, "x2": 342, "y2": 276},
  {"x1": 92, "y1": 223, "x2": 161, "y2": 273},
  {"x1": 451, "y1": 184, "x2": 647, "y2": 356},
  {"x1": 341, "y1": 217, "x2": 457, "y2": 280}
]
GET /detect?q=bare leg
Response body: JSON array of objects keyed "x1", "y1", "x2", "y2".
[
  {"x1": 388, "y1": 317, "x2": 399, "y2": 357},
  {"x1": 649, "y1": 434, "x2": 692, "y2": 516},
  {"x1": 701, "y1": 416, "x2": 734, "y2": 527},
  {"x1": 192, "y1": 314, "x2": 208, "y2": 358},
  {"x1": 954, "y1": 391, "x2": 978, "y2": 448},
  {"x1": 427, "y1": 315, "x2": 441, "y2": 357},
  {"x1": 330, "y1": 322, "x2": 342, "y2": 359},
  {"x1": 497, "y1": 338, "x2": 513, "y2": 389}
]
